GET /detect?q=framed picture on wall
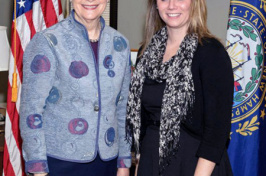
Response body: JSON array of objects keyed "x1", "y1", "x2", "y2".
[{"x1": 63, "y1": 0, "x2": 118, "y2": 29}]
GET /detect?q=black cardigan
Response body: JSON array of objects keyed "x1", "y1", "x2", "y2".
[
  {"x1": 137, "y1": 37, "x2": 234, "y2": 164},
  {"x1": 184, "y1": 38, "x2": 234, "y2": 164}
]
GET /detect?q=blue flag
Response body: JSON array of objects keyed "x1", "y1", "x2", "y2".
[{"x1": 226, "y1": 1, "x2": 266, "y2": 175}]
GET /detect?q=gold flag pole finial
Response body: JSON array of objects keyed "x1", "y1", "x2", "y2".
[{"x1": 11, "y1": 0, "x2": 18, "y2": 102}]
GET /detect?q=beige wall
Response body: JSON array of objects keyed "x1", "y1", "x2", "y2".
[
  {"x1": 117, "y1": 0, "x2": 147, "y2": 50},
  {"x1": 206, "y1": 0, "x2": 230, "y2": 42}
]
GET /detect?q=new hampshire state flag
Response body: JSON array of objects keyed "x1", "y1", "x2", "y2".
[{"x1": 226, "y1": 0, "x2": 266, "y2": 175}]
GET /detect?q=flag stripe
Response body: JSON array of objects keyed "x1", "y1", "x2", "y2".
[
  {"x1": 4, "y1": 84, "x2": 24, "y2": 176},
  {"x1": 7, "y1": 50, "x2": 22, "y2": 115},
  {"x1": 32, "y1": 1, "x2": 47, "y2": 32},
  {"x1": 10, "y1": 29, "x2": 24, "y2": 82},
  {"x1": 3, "y1": 143, "x2": 16, "y2": 176},
  {"x1": 57, "y1": 0, "x2": 63, "y2": 21},
  {"x1": 6, "y1": 83, "x2": 23, "y2": 148},
  {"x1": 8, "y1": 52, "x2": 22, "y2": 97},
  {"x1": 4, "y1": 54, "x2": 25, "y2": 176},
  {"x1": 40, "y1": 0, "x2": 59, "y2": 27},
  {"x1": 24, "y1": 10, "x2": 37, "y2": 38},
  {"x1": 16, "y1": 15, "x2": 31, "y2": 51},
  {"x1": 7, "y1": 84, "x2": 23, "y2": 150},
  {"x1": 52, "y1": 0, "x2": 64, "y2": 22},
  {"x1": 51, "y1": 0, "x2": 60, "y2": 20}
]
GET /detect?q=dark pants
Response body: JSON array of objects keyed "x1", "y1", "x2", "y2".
[{"x1": 47, "y1": 154, "x2": 117, "y2": 176}]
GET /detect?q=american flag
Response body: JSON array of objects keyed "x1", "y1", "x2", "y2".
[{"x1": 3, "y1": 0, "x2": 63, "y2": 175}]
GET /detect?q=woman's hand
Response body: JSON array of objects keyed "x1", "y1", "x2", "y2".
[
  {"x1": 33, "y1": 173, "x2": 48, "y2": 176},
  {"x1": 194, "y1": 157, "x2": 215, "y2": 176},
  {"x1": 117, "y1": 168, "x2": 130, "y2": 176}
]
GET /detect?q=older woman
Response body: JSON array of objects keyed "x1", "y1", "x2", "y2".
[
  {"x1": 127, "y1": 0, "x2": 234, "y2": 176},
  {"x1": 20, "y1": 0, "x2": 131, "y2": 176}
]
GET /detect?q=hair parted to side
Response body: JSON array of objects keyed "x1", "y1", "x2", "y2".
[{"x1": 139, "y1": 0, "x2": 215, "y2": 56}]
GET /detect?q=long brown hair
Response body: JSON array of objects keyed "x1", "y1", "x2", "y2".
[{"x1": 139, "y1": 0, "x2": 215, "y2": 56}]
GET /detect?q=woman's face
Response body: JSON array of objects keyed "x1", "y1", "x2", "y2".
[
  {"x1": 157, "y1": 0, "x2": 192, "y2": 31},
  {"x1": 72, "y1": 0, "x2": 108, "y2": 24}
]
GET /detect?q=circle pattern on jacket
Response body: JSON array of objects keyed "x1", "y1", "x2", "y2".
[
  {"x1": 63, "y1": 35, "x2": 79, "y2": 52},
  {"x1": 103, "y1": 55, "x2": 114, "y2": 69},
  {"x1": 46, "y1": 86, "x2": 60, "y2": 104},
  {"x1": 108, "y1": 70, "x2": 115, "y2": 77},
  {"x1": 69, "y1": 61, "x2": 89, "y2": 79},
  {"x1": 105, "y1": 127, "x2": 115, "y2": 147},
  {"x1": 113, "y1": 36, "x2": 127, "y2": 52},
  {"x1": 103, "y1": 55, "x2": 116, "y2": 77},
  {"x1": 68, "y1": 118, "x2": 88, "y2": 135},
  {"x1": 30, "y1": 55, "x2": 51, "y2": 74},
  {"x1": 26, "y1": 114, "x2": 43, "y2": 129},
  {"x1": 46, "y1": 33, "x2": 58, "y2": 46}
]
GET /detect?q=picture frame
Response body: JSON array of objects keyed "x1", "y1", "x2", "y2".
[{"x1": 109, "y1": 0, "x2": 118, "y2": 29}]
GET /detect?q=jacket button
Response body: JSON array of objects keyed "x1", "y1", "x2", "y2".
[{"x1": 94, "y1": 105, "x2": 99, "y2": 112}]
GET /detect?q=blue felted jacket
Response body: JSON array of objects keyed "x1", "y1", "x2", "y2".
[{"x1": 20, "y1": 11, "x2": 131, "y2": 174}]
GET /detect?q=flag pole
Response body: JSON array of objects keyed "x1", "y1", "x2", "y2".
[{"x1": 12, "y1": 0, "x2": 18, "y2": 102}]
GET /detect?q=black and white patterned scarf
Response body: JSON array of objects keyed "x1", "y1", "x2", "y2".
[{"x1": 126, "y1": 26, "x2": 198, "y2": 175}]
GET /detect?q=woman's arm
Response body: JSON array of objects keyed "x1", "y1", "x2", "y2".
[
  {"x1": 20, "y1": 32, "x2": 57, "y2": 174},
  {"x1": 117, "y1": 168, "x2": 130, "y2": 176},
  {"x1": 194, "y1": 158, "x2": 215, "y2": 176},
  {"x1": 195, "y1": 41, "x2": 234, "y2": 175},
  {"x1": 116, "y1": 40, "x2": 132, "y2": 172}
]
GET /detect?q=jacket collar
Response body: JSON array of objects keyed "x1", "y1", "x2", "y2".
[{"x1": 70, "y1": 10, "x2": 105, "y2": 34}]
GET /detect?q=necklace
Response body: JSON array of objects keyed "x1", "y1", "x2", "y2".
[{"x1": 90, "y1": 38, "x2": 99, "y2": 43}]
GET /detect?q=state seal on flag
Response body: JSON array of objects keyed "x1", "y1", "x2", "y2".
[{"x1": 226, "y1": 1, "x2": 266, "y2": 135}]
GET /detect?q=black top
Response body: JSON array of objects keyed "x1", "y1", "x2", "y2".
[
  {"x1": 138, "y1": 38, "x2": 234, "y2": 164},
  {"x1": 141, "y1": 77, "x2": 166, "y2": 122},
  {"x1": 140, "y1": 77, "x2": 166, "y2": 137}
]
